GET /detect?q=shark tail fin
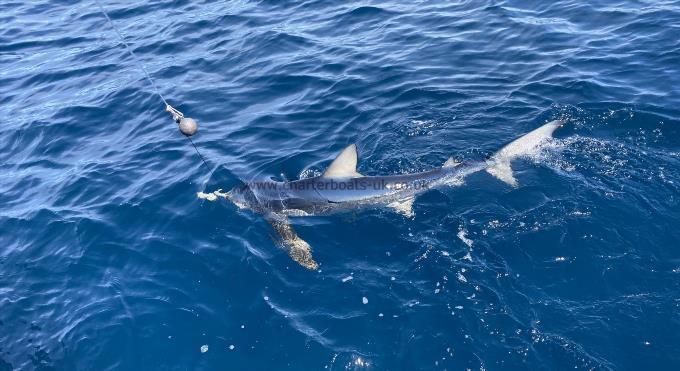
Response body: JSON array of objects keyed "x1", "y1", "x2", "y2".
[
  {"x1": 487, "y1": 161, "x2": 518, "y2": 187},
  {"x1": 486, "y1": 119, "x2": 564, "y2": 187}
]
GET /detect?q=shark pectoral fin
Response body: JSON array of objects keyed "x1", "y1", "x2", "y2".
[
  {"x1": 387, "y1": 197, "x2": 415, "y2": 217},
  {"x1": 486, "y1": 161, "x2": 518, "y2": 187},
  {"x1": 322, "y1": 144, "x2": 363, "y2": 178},
  {"x1": 285, "y1": 236, "x2": 318, "y2": 270},
  {"x1": 267, "y1": 216, "x2": 319, "y2": 270}
]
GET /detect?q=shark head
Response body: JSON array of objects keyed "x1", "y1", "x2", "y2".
[{"x1": 225, "y1": 183, "x2": 260, "y2": 211}]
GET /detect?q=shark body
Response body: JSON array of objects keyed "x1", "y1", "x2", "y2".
[{"x1": 201, "y1": 119, "x2": 564, "y2": 269}]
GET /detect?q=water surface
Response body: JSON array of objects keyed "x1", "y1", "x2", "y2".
[{"x1": 1, "y1": 0, "x2": 680, "y2": 369}]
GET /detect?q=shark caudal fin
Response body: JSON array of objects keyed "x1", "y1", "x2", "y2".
[{"x1": 486, "y1": 119, "x2": 564, "y2": 187}]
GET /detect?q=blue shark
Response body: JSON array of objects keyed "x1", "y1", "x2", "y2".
[{"x1": 199, "y1": 119, "x2": 564, "y2": 269}]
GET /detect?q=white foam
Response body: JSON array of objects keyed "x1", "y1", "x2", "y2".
[
  {"x1": 407, "y1": 119, "x2": 438, "y2": 136},
  {"x1": 354, "y1": 356, "x2": 368, "y2": 367},
  {"x1": 457, "y1": 229, "x2": 473, "y2": 247},
  {"x1": 299, "y1": 168, "x2": 322, "y2": 179},
  {"x1": 457, "y1": 272, "x2": 468, "y2": 283}
]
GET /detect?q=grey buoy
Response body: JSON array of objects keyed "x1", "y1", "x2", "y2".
[{"x1": 178, "y1": 117, "x2": 198, "y2": 136}]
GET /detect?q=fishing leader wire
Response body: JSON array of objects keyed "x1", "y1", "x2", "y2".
[{"x1": 94, "y1": 0, "x2": 211, "y2": 171}]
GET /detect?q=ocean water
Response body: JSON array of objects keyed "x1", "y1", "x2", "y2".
[{"x1": 2, "y1": 0, "x2": 680, "y2": 369}]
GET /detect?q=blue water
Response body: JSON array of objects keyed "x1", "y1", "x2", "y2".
[{"x1": 2, "y1": 0, "x2": 680, "y2": 369}]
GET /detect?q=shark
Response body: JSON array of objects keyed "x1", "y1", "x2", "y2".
[{"x1": 199, "y1": 119, "x2": 564, "y2": 270}]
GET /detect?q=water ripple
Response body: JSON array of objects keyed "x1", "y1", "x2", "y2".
[{"x1": 1, "y1": 0, "x2": 679, "y2": 369}]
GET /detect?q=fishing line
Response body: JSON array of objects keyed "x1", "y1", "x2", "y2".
[
  {"x1": 94, "y1": 0, "x2": 211, "y2": 171},
  {"x1": 188, "y1": 137, "x2": 210, "y2": 170}
]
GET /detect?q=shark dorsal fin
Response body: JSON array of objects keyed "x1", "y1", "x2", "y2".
[
  {"x1": 442, "y1": 157, "x2": 460, "y2": 168},
  {"x1": 322, "y1": 144, "x2": 363, "y2": 178}
]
